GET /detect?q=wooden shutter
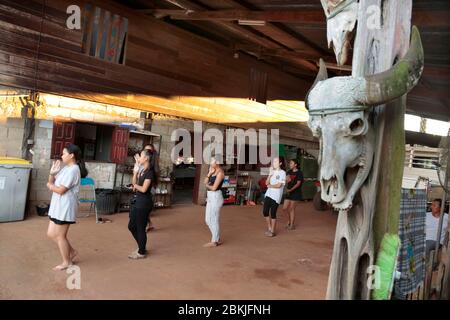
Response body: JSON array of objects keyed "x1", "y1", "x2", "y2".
[
  {"x1": 110, "y1": 126, "x2": 129, "y2": 164},
  {"x1": 51, "y1": 121, "x2": 76, "y2": 159},
  {"x1": 82, "y1": 5, "x2": 128, "y2": 64},
  {"x1": 249, "y1": 68, "x2": 268, "y2": 104}
]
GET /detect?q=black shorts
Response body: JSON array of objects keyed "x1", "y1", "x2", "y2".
[
  {"x1": 49, "y1": 216, "x2": 75, "y2": 225},
  {"x1": 263, "y1": 196, "x2": 279, "y2": 219},
  {"x1": 285, "y1": 191, "x2": 302, "y2": 201}
]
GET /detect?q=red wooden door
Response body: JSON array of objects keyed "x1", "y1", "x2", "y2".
[
  {"x1": 110, "y1": 126, "x2": 129, "y2": 164},
  {"x1": 51, "y1": 121, "x2": 75, "y2": 159}
]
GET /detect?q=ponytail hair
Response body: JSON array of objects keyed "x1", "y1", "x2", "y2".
[
  {"x1": 65, "y1": 143, "x2": 89, "y2": 178},
  {"x1": 77, "y1": 159, "x2": 88, "y2": 178}
]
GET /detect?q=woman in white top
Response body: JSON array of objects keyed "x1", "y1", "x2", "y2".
[
  {"x1": 46, "y1": 144, "x2": 88, "y2": 271},
  {"x1": 262, "y1": 157, "x2": 286, "y2": 237},
  {"x1": 203, "y1": 157, "x2": 225, "y2": 247}
]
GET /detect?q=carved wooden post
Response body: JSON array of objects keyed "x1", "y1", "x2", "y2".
[{"x1": 316, "y1": 0, "x2": 415, "y2": 299}]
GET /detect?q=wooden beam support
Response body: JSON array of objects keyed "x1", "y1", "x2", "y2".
[
  {"x1": 155, "y1": 0, "x2": 319, "y2": 72},
  {"x1": 233, "y1": 44, "x2": 324, "y2": 60},
  {"x1": 412, "y1": 9, "x2": 450, "y2": 28},
  {"x1": 144, "y1": 7, "x2": 450, "y2": 28},
  {"x1": 142, "y1": 9, "x2": 325, "y2": 24}
]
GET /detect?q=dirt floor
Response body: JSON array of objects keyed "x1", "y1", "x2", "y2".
[{"x1": 0, "y1": 202, "x2": 337, "y2": 300}]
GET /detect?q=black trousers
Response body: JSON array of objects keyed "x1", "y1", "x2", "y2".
[
  {"x1": 128, "y1": 205, "x2": 152, "y2": 255},
  {"x1": 262, "y1": 196, "x2": 279, "y2": 219}
]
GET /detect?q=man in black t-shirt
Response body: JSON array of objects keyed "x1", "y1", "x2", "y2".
[{"x1": 283, "y1": 159, "x2": 304, "y2": 230}]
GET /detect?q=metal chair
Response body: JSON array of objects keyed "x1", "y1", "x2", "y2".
[{"x1": 79, "y1": 177, "x2": 99, "y2": 222}]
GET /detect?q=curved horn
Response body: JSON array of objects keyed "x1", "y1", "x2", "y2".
[
  {"x1": 360, "y1": 26, "x2": 424, "y2": 106},
  {"x1": 305, "y1": 59, "x2": 328, "y2": 110}
]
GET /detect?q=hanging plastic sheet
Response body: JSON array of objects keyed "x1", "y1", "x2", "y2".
[{"x1": 394, "y1": 188, "x2": 427, "y2": 299}]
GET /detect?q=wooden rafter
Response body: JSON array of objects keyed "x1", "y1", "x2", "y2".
[
  {"x1": 140, "y1": 9, "x2": 325, "y2": 24},
  {"x1": 143, "y1": 0, "x2": 320, "y2": 72},
  {"x1": 142, "y1": 7, "x2": 450, "y2": 28},
  {"x1": 232, "y1": 44, "x2": 324, "y2": 60}
]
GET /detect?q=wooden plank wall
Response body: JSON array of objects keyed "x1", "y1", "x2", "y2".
[{"x1": 0, "y1": 0, "x2": 311, "y2": 123}]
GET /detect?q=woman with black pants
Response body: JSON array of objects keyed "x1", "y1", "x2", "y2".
[{"x1": 128, "y1": 149, "x2": 155, "y2": 259}]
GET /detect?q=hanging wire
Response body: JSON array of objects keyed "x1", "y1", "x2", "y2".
[{"x1": 33, "y1": 0, "x2": 46, "y2": 96}]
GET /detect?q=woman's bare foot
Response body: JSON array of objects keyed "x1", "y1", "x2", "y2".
[
  {"x1": 70, "y1": 249, "x2": 78, "y2": 263},
  {"x1": 52, "y1": 263, "x2": 71, "y2": 271},
  {"x1": 203, "y1": 242, "x2": 218, "y2": 248}
]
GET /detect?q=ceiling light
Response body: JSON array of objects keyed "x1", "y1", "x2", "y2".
[{"x1": 238, "y1": 20, "x2": 266, "y2": 26}]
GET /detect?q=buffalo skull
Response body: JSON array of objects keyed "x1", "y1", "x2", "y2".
[{"x1": 307, "y1": 27, "x2": 424, "y2": 211}]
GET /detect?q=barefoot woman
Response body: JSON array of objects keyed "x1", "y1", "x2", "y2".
[
  {"x1": 46, "y1": 144, "x2": 88, "y2": 271},
  {"x1": 283, "y1": 159, "x2": 303, "y2": 230},
  {"x1": 262, "y1": 157, "x2": 286, "y2": 237},
  {"x1": 203, "y1": 157, "x2": 224, "y2": 247}
]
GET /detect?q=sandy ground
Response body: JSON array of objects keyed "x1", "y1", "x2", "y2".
[{"x1": 0, "y1": 202, "x2": 337, "y2": 300}]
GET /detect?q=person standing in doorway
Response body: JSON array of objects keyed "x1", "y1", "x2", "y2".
[
  {"x1": 128, "y1": 149, "x2": 155, "y2": 259},
  {"x1": 262, "y1": 157, "x2": 286, "y2": 237},
  {"x1": 283, "y1": 159, "x2": 304, "y2": 230},
  {"x1": 203, "y1": 157, "x2": 224, "y2": 248},
  {"x1": 46, "y1": 144, "x2": 88, "y2": 271}
]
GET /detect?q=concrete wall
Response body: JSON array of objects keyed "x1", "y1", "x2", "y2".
[
  {"x1": 85, "y1": 162, "x2": 116, "y2": 189},
  {"x1": 29, "y1": 120, "x2": 54, "y2": 207},
  {"x1": 0, "y1": 118, "x2": 24, "y2": 158}
]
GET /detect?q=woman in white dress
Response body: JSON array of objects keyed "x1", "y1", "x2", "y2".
[{"x1": 46, "y1": 144, "x2": 88, "y2": 271}]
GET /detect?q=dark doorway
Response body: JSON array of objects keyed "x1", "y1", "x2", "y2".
[{"x1": 172, "y1": 132, "x2": 196, "y2": 204}]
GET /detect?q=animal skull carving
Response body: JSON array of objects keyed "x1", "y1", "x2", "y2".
[
  {"x1": 307, "y1": 27, "x2": 424, "y2": 211},
  {"x1": 320, "y1": 0, "x2": 358, "y2": 66}
]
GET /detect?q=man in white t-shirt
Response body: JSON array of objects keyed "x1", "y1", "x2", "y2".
[
  {"x1": 262, "y1": 157, "x2": 286, "y2": 237},
  {"x1": 425, "y1": 199, "x2": 449, "y2": 257}
]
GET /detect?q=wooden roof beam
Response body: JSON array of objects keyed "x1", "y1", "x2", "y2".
[
  {"x1": 144, "y1": 7, "x2": 450, "y2": 28},
  {"x1": 141, "y1": 9, "x2": 325, "y2": 24},
  {"x1": 205, "y1": 0, "x2": 325, "y2": 66},
  {"x1": 233, "y1": 44, "x2": 323, "y2": 60},
  {"x1": 154, "y1": 0, "x2": 318, "y2": 72}
]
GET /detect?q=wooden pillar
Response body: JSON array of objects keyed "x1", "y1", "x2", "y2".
[
  {"x1": 357, "y1": 0, "x2": 412, "y2": 258},
  {"x1": 325, "y1": 0, "x2": 413, "y2": 299}
]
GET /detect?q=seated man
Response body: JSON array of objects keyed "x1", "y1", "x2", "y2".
[{"x1": 425, "y1": 199, "x2": 448, "y2": 258}]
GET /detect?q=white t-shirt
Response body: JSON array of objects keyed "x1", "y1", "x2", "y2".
[
  {"x1": 425, "y1": 212, "x2": 448, "y2": 244},
  {"x1": 48, "y1": 164, "x2": 81, "y2": 222},
  {"x1": 264, "y1": 169, "x2": 286, "y2": 204}
]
